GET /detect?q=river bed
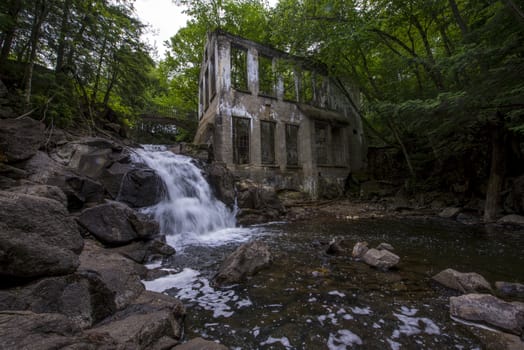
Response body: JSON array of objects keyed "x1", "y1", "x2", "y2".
[{"x1": 145, "y1": 217, "x2": 524, "y2": 349}]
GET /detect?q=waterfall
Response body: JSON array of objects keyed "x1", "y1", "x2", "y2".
[{"x1": 132, "y1": 145, "x2": 248, "y2": 250}]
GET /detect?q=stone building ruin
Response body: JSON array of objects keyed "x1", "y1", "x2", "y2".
[{"x1": 194, "y1": 30, "x2": 366, "y2": 198}]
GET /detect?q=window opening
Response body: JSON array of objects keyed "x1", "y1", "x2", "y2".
[
  {"x1": 278, "y1": 60, "x2": 296, "y2": 101},
  {"x1": 258, "y1": 54, "x2": 275, "y2": 97},
  {"x1": 260, "y1": 121, "x2": 276, "y2": 164},
  {"x1": 204, "y1": 67, "x2": 209, "y2": 111},
  {"x1": 315, "y1": 122, "x2": 329, "y2": 164},
  {"x1": 210, "y1": 52, "x2": 216, "y2": 98},
  {"x1": 332, "y1": 127, "x2": 344, "y2": 166},
  {"x1": 233, "y1": 117, "x2": 250, "y2": 164},
  {"x1": 231, "y1": 45, "x2": 248, "y2": 91},
  {"x1": 301, "y1": 70, "x2": 313, "y2": 103},
  {"x1": 285, "y1": 124, "x2": 299, "y2": 166}
]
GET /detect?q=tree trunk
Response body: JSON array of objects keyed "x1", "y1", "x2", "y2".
[
  {"x1": 448, "y1": 0, "x2": 469, "y2": 37},
  {"x1": 55, "y1": 0, "x2": 72, "y2": 73},
  {"x1": 23, "y1": 0, "x2": 49, "y2": 107},
  {"x1": 484, "y1": 115, "x2": 506, "y2": 222},
  {"x1": 0, "y1": 0, "x2": 23, "y2": 66}
]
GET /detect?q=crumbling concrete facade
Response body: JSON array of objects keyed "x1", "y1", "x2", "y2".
[{"x1": 194, "y1": 30, "x2": 366, "y2": 198}]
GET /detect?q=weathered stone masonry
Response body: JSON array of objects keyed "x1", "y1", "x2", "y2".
[{"x1": 194, "y1": 30, "x2": 366, "y2": 198}]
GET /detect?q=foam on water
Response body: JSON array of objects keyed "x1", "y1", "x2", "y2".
[
  {"x1": 142, "y1": 268, "x2": 252, "y2": 318},
  {"x1": 327, "y1": 330, "x2": 363, "y2": 349}
]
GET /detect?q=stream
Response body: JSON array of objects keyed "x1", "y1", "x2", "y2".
[{"x1": 133, "y1": 146, "x2": 524, "y2": 349}]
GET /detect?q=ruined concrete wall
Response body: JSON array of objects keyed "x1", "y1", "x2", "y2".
[{"x1": 195, "y1": 30, "x2": 366, "y2": 198}]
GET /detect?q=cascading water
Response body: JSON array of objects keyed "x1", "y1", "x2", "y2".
[{"x1": 132, "y1": 145, "x2": 252, "y2": 250}]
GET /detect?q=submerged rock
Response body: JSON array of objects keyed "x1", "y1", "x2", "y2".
[
  {"x1": 351, "y1": 241, "x2": 369, "y2": 259},
  {"x1": 438, "y1": 207, "x2": 461, "y2": 219},
  {"x1": 326, "y1": 238, "x2": 348, "y2": 255},
  {"x1": 175, "y1": 337, "x2": 228, "y2": 350},
  {"x1": 432, "y1": 268, "x2": 492, "y2": 293},
  {"x1": 498, "y1": 214, "x2": 524, "y2": 226},
  {"x1": 496, "y1": 281, "x2": 524, "y2": 298},
  {"x1": 213, "y1": 240, "x2": 272, "y2": 286},
  {"x1": 362, "y1": 248, "x2": 399, "y2": 269},
  {"x1": 376, "y1": 242, "x2": 394, "y2": 251},
  {"x1": 450, "y1": 293, "x2": 524, "y2": 335}
]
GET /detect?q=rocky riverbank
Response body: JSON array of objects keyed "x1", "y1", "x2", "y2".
[{"x1": 0, "y1": 116, "x2": 235, "y2": 349}]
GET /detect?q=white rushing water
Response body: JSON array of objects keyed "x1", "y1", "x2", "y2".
[{"x1": 132, "y1": 145, "x2": 254, "y2": 250}]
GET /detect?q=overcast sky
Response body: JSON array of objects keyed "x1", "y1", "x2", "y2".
[{"x1": 134, "y1": 0, "x2": 278, "y2": 60}]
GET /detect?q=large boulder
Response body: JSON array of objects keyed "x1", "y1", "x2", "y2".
[
  {"x1": 79, "y1": 240, "x2": 146, "y2": 310},
  {"x1": 78, "y1": 201, "x2": 159, "y2": 246},
  {"x1": 87, "y1": 291, "x2": 185, "y2": 349},
  {"x1": 0, "y1": 117, "x2": 45, "y2": 163},
  {"x1": 450, "y1": 294, "x2": 524, "y2": 335},
  {"x1": 22, "y1": 151, "x2": 106, "y2": 210},
  {"x1": 0, "y1": 311, "x2": 118, "y2": 350},
  {"x1": 362, "y1": 248, "x2": 400, "y2": 270},
  {"x1": 0, "y1": 191, "x2": 83, "y2": 279},
  {"x1": 117, "y1": 168, "x2": 166, "y2": 208},
  {"x1": 0, "y1": 272, "x2": 115, "y2": 329},
  {"x1": 432, "y1": 268, "x2": 492, "y2": 293},
  {"x1": 213, "y1": 240, "x2": 272, "y2": 286},
  {"x1": 99, "y1": 161, "x2": 134, "y2": 199}
]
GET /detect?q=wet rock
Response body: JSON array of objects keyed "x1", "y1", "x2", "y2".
[
  {"x1": 326, "y1": 238, "x2": 347, "y2": 255},
  {"x1": 50, "y1": 138, "x2": 116, "y2": 169},
  {"x1": 111, "y1": 239, "x2": 175, "y2": 264},
  {"x1": 175, "y1": 337, "x2": 228, "y2": 350},
  {"x1": 450, "y1": 293, "x2": 524, "y2": 335},
  {"x1": 117, "y1": 168, "x2": 166, "y2": 208},
  {"x1": 497, "y1": 214, "x2": 524, "y2": 226},
  {"x1": 78, "y1": 201, "x2": 159, "y2": 246},
  {"x1": 496, "y1": 281, "x2": 524, "y2": 298},
  {"x1": 213, "y1": 240, "x2": 272, "y2": 286},
  {"x1": 205, "y1": 162, "x2": 236, "y2": 208},
  {"x1": 0, "y1": 272, "x2": 116, "y2": 329},
  {"x1": 87, "y1": 291, "x2": 185, "y2": 349},
  {"x1": 468, "y1": 326, "x2": 524, "y2": 350},
  {"x1": 352, "y1": 241, "x2": 369, "y2": 259},
  {"x1": 79, "y1": 240, "x2": 146, "y2": 310},
  {"x1": 236, "y1": 180, "x2": 285, "y2": 224},
  {"x1": 438, "y1": 207, "x2": 461, "y2": 219},
  {"x1": 376, "y1": 242, "x2": 394, "y2": 251},
  {"x1": 0, "y1": 117, "x2": 45, "y2": 163},
  {"x1": 0, "y1": 311, "x2": 118, "y2": 350},
  {"x1": 99, "y1": 161, "x2": 134, "y2": 198},
  {"x1": 362, "y1": 248, "x2": 400, "y2": 269},
  {"x1": 0, "y1": 191, "x2": 83, "y2": 279},
  {"x1": 456, "y1": 212, "x2": 481, "y2": 225},
  {"x1": 432, "y1": 268, "x2": 492, "y2": 293}
]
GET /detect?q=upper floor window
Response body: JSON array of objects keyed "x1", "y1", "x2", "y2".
[
  {"x1": 258, "y1": 54, "x2": 275, "y2": 97},
  {"x1": 278, "y1": 60, "x2": 296, "y2": 101},
  {"x1": 231, "y1": 45, "x2": 248, "y2": 91},
  {"x1": 300, "y1": 70, "x2": 313, "y2": 103}
]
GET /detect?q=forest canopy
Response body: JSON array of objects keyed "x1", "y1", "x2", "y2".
[{"x1": 1, "y1": 0, "x2": 523, "y2": 218}]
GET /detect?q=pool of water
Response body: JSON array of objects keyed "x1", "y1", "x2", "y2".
[{"x1": 146, "y1": 217, "x2": 524, "y2": 349}]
